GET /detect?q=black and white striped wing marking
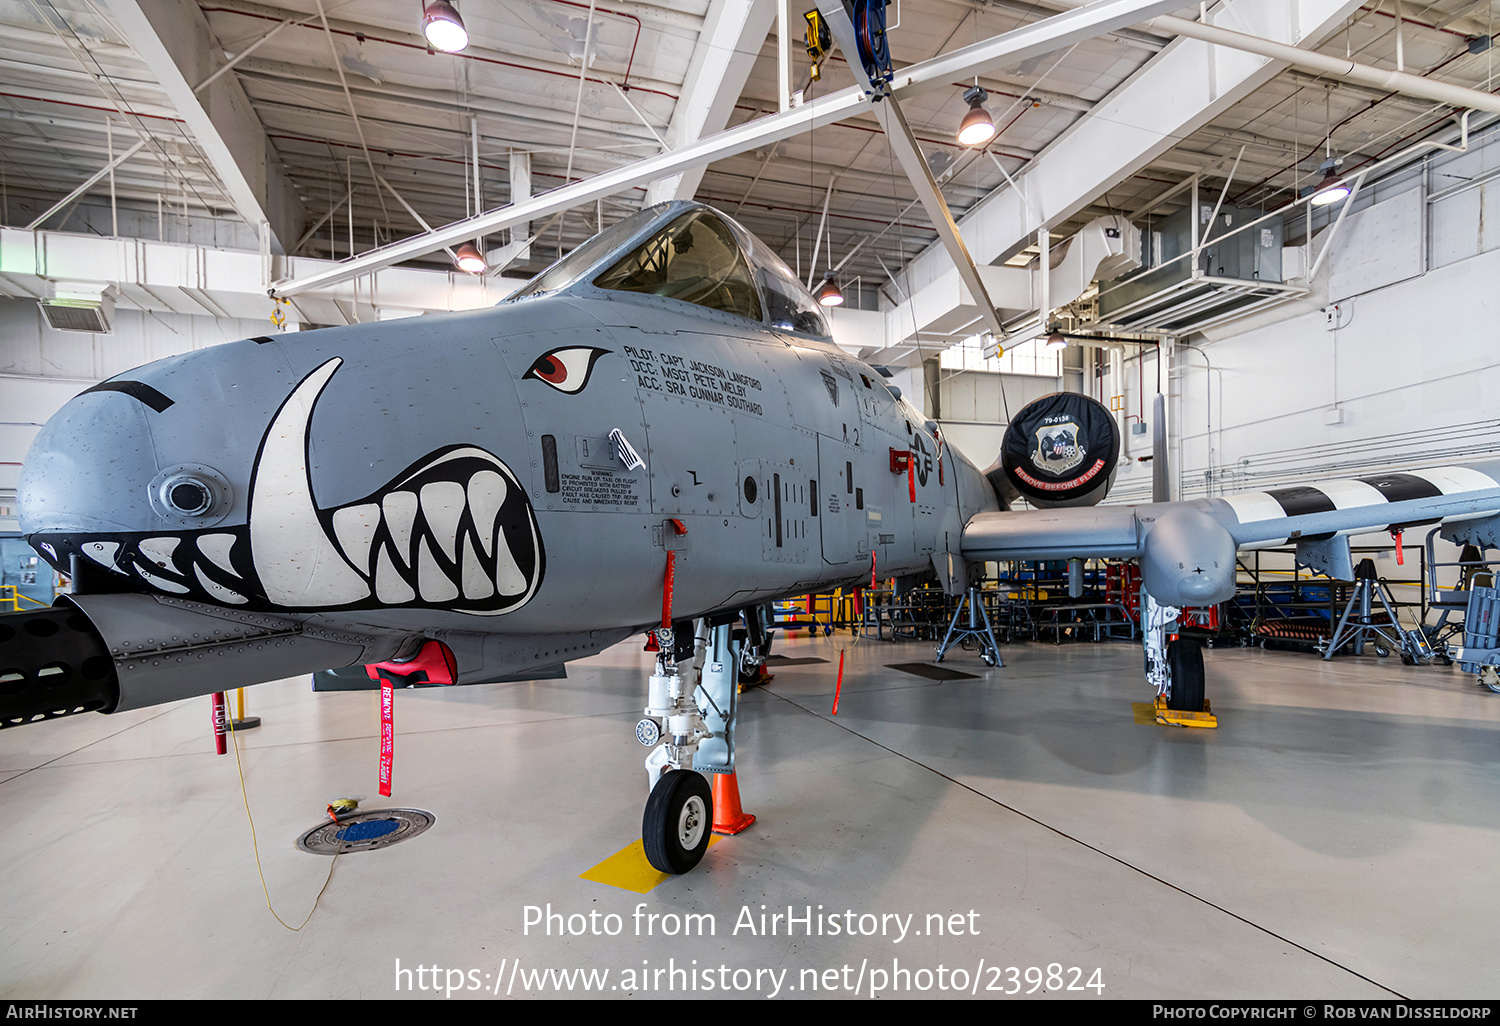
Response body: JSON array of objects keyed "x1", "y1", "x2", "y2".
[{"x1": 1218, "y1": 465, "x2": 1500, "y2": 548}]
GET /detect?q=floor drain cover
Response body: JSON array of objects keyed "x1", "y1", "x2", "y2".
[{"x1": 296, "y1": 808, "x2": 435, "y2": 856}]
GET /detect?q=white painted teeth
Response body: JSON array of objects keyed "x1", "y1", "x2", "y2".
[
  {"x1": 382, "y1": 491, "x2": 418, "y2": 564},
  {"x1": 138, "y1": 537, "x2": 179, "y2": 567},
  {"x1": 195, "y1": 565, "x2": 247, "y2": 604},
  {"x1": 332, "y1": 504, "x2": 380, "y2": 572},
  {"x1": 467, "y1": 471, "x2": 505, "y2": 558},
  {"x1": 417, "y1": 536, "x2": 459, "y2": 602},
  {"x1": 90, "y1": 453, "x2": 534, "y2": 612},
  {"x1": 460, "y1": 536, "x2": 493, "y2": 600},
  {"x1": 375, "y1": 544, "x2": 414, "y2": 604},
  {"x1": 420, "y1": 481, "x2": 465, "y2": 562},
  {"x1": 133, "y1": 563, "x2": 189, "y2": 594},
  {"x1": 83, "y1": 541, "x2": 123, "y2": 571},
  {"x1": 325, "y1": 462, "x2": 532, "y2": 608},
  {"x1": 196, "y1": 533, "x2": 238, "y2": 575}
]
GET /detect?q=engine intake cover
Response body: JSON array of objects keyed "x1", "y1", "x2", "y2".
[{"x1": 995, "y1": 392, "x2": 1120, "y2": 508}]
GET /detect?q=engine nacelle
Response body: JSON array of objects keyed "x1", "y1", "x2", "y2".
[{"x1": 987, "y1": 392, "x2": 1120, "y2": 509}]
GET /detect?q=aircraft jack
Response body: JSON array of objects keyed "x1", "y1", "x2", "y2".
[
  {"x1": 934, "y1": 586, "x2": 1003, "y2": 666},
  {"x1": 1153, "y1": 694, "x2": 1218, "y2": 728}
]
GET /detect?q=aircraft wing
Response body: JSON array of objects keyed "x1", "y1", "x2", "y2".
[{"x1": 960, "y1": 462, "x2": 1500, "y2": 607}]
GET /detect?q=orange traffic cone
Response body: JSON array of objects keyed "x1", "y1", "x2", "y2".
[{"x1": 711, "y1": 771, "x2": 756, "y2": 835}]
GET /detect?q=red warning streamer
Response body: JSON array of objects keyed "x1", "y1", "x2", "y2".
[
  {"x1": 831, "y1": 649, "x2": 846, "y2": 715},
  {"x1": 870, "y1": 550, "x2": 878, "y2": 589},
  {"x1": 1392, "y1": 529, "x2": 1405, "y2": 565},
  {"x1": 908, "y1": 462, "x2": 916, "y2": 503},
  {"x1": 379, "y1": 680, "x2": 394, "y2": 797},
  {"x1": 662, "y1": 550, "x2": 676, "y2": 630},
  {"x1": 211, "y1": 692, "x2": 227, "y2": 755}
]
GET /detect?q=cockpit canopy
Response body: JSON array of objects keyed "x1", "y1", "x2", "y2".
[{"x1": 508, "y1": 202, "x2": 830, "y2": 337}]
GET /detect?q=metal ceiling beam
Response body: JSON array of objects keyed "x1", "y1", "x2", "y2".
[
  {"x1": 1146, "y1": 12, "x2": 1500, "y2": 115},
  {"x1": 894, "y1": 0, "x2": 1370, "y2": 308},
  {"x1": 814, "y1": 0, "x2": 1008, "y2": 337},
  {"x1": 271, "y1": 0, "x2": 1194, "y2": 298},
  {"x1": 108, "y1": 0, "x2": 307, "y2": 254},
  {"x1": 645, "y1": 0, "x2": 776, "y2": 204}
]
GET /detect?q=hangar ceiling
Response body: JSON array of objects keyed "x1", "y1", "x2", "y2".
[{"x1": 0, "y1": 0, "x2": 1495, "y2": 323}]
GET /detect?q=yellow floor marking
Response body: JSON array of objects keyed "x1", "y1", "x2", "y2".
[
  {"x1": 580, "y1": 836, "x2": 723, "y2": 894},
  {"x1": 1131, "y1": 701, "x2": 1159, "y2": 725}
]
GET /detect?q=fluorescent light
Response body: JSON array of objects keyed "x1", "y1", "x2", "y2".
[{"x1": 422, "y1": 0, "x2": 468, "y2": 52}]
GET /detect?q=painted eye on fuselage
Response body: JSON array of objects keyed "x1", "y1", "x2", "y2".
[{"x1": 523, "y1": 346, "x2": 610, "y2": 394}]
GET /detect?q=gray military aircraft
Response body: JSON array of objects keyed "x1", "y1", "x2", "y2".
[{"x1": 6, "y1": 200, "x2": 1500, "y2": 873}]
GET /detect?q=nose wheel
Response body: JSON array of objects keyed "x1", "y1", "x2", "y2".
[{"x1": 642, "y1": 769, "x2": 713, "y2": 874}]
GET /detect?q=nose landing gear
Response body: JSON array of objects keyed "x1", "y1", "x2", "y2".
[
  {"x1": 1143, "y1": 592, "x2": 1216, "y2": 728},
  {"x1": 635, "y1": 618, "x2": 744, "y2": 874}
]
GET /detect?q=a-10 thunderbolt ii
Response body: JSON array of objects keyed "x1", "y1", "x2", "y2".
[{"x1": 6, "y1": 200, "x2": 1500, "y2": 874}]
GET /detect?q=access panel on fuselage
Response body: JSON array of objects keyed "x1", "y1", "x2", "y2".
[
  {"x1": 495, "y1": 330, "x2": 650, "y2": 517},
  {"x1": 817, "y1": 434, "x2": 867, "y2": 565}
]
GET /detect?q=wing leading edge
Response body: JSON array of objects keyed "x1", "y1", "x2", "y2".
[{"x1": 960, "y1": 461, "x2": 1500, "y2": 607}]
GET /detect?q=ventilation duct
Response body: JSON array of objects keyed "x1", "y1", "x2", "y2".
[{"x1": 38, "y1": 283, "x2": 114, "y2": 334}]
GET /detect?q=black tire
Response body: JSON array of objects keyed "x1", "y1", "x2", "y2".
[
  {"x1": 642, "y1": 770, "x2": 713, "y2": 875},
  {"x1": 1166, "y1": 638, "x2": 1205, "y2": 712}
]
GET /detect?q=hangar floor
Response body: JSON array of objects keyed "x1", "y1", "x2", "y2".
[{"x1": 2, "y1": 631, "x2": 1499, "y2": 1000}]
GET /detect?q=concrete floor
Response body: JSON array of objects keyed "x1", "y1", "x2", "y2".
[{"x1": 3, "y1": 630, "x2": 1500, "y2": 1000}]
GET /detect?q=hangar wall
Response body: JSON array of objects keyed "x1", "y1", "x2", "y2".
[{"x1": 1106, "y1": 124, "x2": 1500, "y2": 509}]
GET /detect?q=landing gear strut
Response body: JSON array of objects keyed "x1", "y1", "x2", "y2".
[
  {"x1": 1143, "y1": 591, "x2": 1216, "y2": 727},
  {"x1": 635, "y1": 618, "x2": 742, "y2": 873}
]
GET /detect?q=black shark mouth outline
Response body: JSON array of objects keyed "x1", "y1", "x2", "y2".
[
  {"x1": 29, "y1": 359, "x2": 545, "y2": 615},
  {"x1": 523, "y1": 346, "x2": 611, "y2": 395}
]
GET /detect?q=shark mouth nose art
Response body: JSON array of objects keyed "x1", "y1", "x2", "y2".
[{"x1": 32, "y1": 358, "x2": 544, "y2": 615}]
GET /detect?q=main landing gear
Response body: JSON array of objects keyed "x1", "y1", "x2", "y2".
[
  {"x1": 1142, "y1": 592, "x2": 1216, "y2": 728},
  {"x1": 636, "y1": 617, "x2": 743, "y2": 874}
]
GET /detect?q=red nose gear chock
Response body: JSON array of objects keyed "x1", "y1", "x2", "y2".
[
  {"x1": 363, "y1": 640, "x2": 459, "y2": 797},
  {"x1": 1392, "y1": 529, "x2": 1405, "y2": 565},
  {"x1": 211, "y1": 692, "x2": 227, "y2": 755}
]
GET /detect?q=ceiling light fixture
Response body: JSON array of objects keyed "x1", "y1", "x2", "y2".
[
  {"x1": 453, "y1": 243, "x2": 486, "y2": 274},
  {"x1": 816, "y1": 273, "x2": 844, "y2": 307},
  {"x1": 1045, "y1": 326, "x2": 1068, "y2": 349},
  {"x1": 1308, "y1": 158, "x2": 1350, "y2": 207},
  {"x1": 956, "y1": 85, "x2": 995, "y2": 147},
  {"x1": 422, "y1": 0, "x2": 469, "y2": 53}
]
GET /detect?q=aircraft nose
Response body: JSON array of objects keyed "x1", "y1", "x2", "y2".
[{"x1": 19, "y1": 384, "x2": 164, "y2": 537}]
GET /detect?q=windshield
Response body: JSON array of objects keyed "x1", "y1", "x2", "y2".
[
  {"x1": 720, "y1": 214, "x2": 828, "y2": 336},
  {"x1": 593, "y1": 209, "x2": 763, "y2": 321},
  {"x1": 509, "y1": 205, "x2": 667, "y2": 300}
]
